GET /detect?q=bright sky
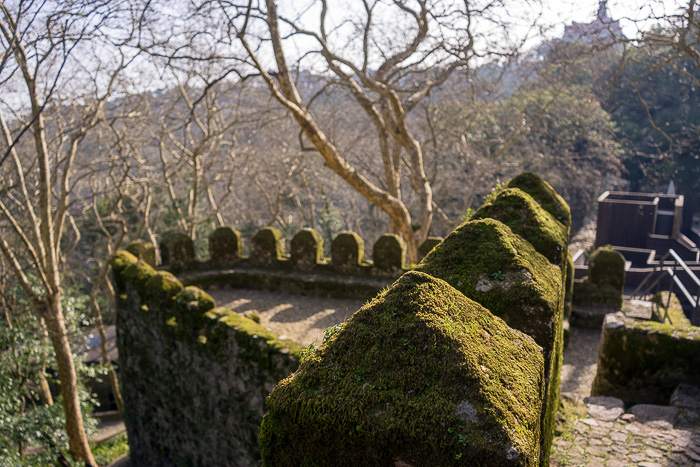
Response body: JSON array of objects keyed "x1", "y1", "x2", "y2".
[{"x1": 541, "y1": 0, "x2": 685, "y2": 37}]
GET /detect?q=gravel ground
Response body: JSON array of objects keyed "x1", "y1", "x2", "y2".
[{"x1": 208, "y1": 288, "x2": 366, "y2": 346}]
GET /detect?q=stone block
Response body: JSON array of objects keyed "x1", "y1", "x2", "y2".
[
  {"x1": 372, "y1": 233, "x2": 405, "y2": 273},
  {"x1": 506, "y1": 172, "x2": 571, "y2": 236},
  {"x1": 331, "y1": 231, "x2": 366, "y2": 272},
  {"x1": 472, "y1": 188, "x2": 568, "y2": 267},
  {"x1": 160, "y1": 232, "x2": 195, "y2": 267},
  {"x1": 290, "y1": 229, "x2": 323, "y2": 270},
  {"x1": 251, "y1": 227, "x2": 285, "y2": 267},
  {"x1": 589, "y1": 246, "x2": 625, "y2": 292},
  {"x1": 414, "y1": 218, "x2": 563, "y2": 465},
  {"x1": 126, "y1": 239, "x2": 156, "y2": 267},
  {"x1": 592, "y1": 312, "x2": 700, "y2": 405},
  {"x1": 208, "y1": 226, "x2": 243, "y2": 265}
]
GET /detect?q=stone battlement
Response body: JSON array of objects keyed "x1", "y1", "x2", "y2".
[{"x1": 112, "y1": 172, "x2": 572, "y2": 466}]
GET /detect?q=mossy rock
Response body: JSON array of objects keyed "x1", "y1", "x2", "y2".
[
  {"x1": 160, "y1": 232, "x2": 196, "y2": 267},
  {"x1": 589, "y1": 246, "x2": 625, "y2": 291},
  {"x1": 564, "y1": 251, "x2": 575, "y2": 321},
  {"x1": 260, "y1": 271, "x2": 545, "y2": 466},
  {"x1": 471, "y1": 188, "x2": 568, "y2": 267},
  {"x1": 145, "y1": 270, "x2": 184, "y2": 303},
  {"x1": 126, "y1": 239, "x2": 157, "y2": 267},
  {"x1": 415, "y1": 219, "x2": 561, "y2": 356},
  {"x1": 172, "y1": 286, "x2": 216, "y2": 330},
  {"x1": 251, "y1": 227, "x2": 285, "y2": 266},
  {"x1": 592, "y1": 312, "x2": 700, "y2": 405},
  {"x1": 290, "y1": 229, "x2": 323, "y2": 270},
  {"x1": 507, "y1": 172, "x2": 571, "y2": 236},
  {"x1": 414, "y1": 218, "x2": 562, "y2": 464},
  {"x1": 331, "y1": 231, "x2": 368, "y2": 272},
  {"x1": 208, "y1": 227, "x2": 243, "y2": 265},
  {"x1": 372, "y1": 233, "x2": 406, "y2": 273},
  {"x1": 418, "y1": 236, "x2": 443, "y2": 261}
]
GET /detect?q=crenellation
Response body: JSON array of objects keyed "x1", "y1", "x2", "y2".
[
  {"x1": 160, "y1": 232, "x2": 196, "y2": 269},
  {"x1": 112, "y1": 172, "x2": 571, "y2": 466},
  {"x1": 330, "y1": 231, "x2": 370, "y2": 273},
  {"x1": 372, "y1": 233, "x2": 405, "y2": 273},
  {"x1": 209, "y1": 226, "x2": 244, "y2": 265},
  {"x1": 289, "y1": 228, "x2": 324, "y2": 270},
  {"x1": 250, "y1": 226, "x2": 286, "y2": 266}
]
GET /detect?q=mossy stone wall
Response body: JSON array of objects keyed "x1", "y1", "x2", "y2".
[
  {"x1": 111, "y1": 248, "x2": 301, "y2": 466},
  {"x1": 262, "y1": 172, "x2": 569, "y2": 466},
  {"x1": 261, "y1": 272, "x2": 546, "y2": 466},
  {"x1": 592, "y1": 312, "x2": 700, "y2": 405}
]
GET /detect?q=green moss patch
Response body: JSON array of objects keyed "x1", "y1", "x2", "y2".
[
  {"x1": 507, "y1": 172, "x2": 571, "y2": 235},
  {"x1": 260, "y1": 271, "x2": 545, "y2": 466},
  {"x1": 471, "y1": 188, "x2": 568, "y2": 267},
  {"x1": 415, "y1": 218, "x2": 561, "y2": 355},
  {"x1": 126, "y1": 239, "x2": 157, "y2": 267},
  {"x1": 588, "y1": 246, "x2": 625, "y2": 291},
  {"x1": 592, "y1": 312, "x2": 700, "y2": 405}
]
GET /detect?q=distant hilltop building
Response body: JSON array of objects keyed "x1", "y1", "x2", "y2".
[{"x1": 563, "y1": 0, "x2": 624, "y2": 44}]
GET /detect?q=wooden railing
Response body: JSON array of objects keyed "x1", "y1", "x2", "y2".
[{"x1": 630, "y1": 249, "x2": 700, "y2": 325}]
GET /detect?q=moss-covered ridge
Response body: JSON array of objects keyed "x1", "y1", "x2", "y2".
[
  {"x1": 414, "y1": 217, "x2": 564, "y2": 466},
  {"x1": 471, "y1": 188, "x2": 568, "y2": 268},
  {"x1": 260, "y1": 271, "x2": 545, "y2": 466},
  {"x1": 111, "y1": 248, "x2": 302, "y2": 358},
  {"x1": 414, "y1": 218, "x2": 561, "y2": 355},
  {"x1": 507, "y1": 172, "x2": 571, "y2": 236}
]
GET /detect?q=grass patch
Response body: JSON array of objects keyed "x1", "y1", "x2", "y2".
[{"x1": 91, "y1": 433, "x2": 129, "y2": 466}]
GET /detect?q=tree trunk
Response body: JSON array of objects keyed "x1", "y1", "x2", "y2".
[{"x1": 45, "y1": 295, "x2": 97, "y2": 467}]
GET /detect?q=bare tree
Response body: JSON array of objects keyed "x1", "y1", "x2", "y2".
[
  {"x1": 150, "y1": 0, "x2": 537, "y2": 261},
  {"x1": 0, "y1": 1, "x2": 148, "y2": 463}
]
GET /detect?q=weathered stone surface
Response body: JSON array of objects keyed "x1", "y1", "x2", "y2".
[
  {"x1": 506, "y1": 172, "x2": 571, "y2": 235},
  {"x1": 592, "y1": 312, "x2": 700, "y2": 405},
  {"x1": 209, "y1": 226, "x2": 243, "y2": 265},
  {"x1": 126, "y1": 239, "x2": 156, "y2": 267},
  {"x1": 372, "y1": 233, "x2": 405, "y2": 273},
  {"x1": 251, "y1": 227, "x2": 285, "y2": 267},
  {"x1": 331, "y1": 231, "x2": 367, "y2": 273},
  {"x1": 260, "y1": 271, "x2": 545, "y2": 466},
  {"x1": 589, "y1": 246, "x2": 625, "y2": 292},
  {"x1": 670, "y1": 384, "x2": 700, "y2": 409},
  {"x1": 289, "y1": 228, "x2": 323, "y2": 270},
  {"x1": 629, "y1": 405, "x2": 678, "y2": 429},
  {"x1": 573, "y1": 246, "x2": 625, "y2": 314},
  {"x1": 110, "y1": 251, "x2": 301, "y2": 466},
  {"x1": 160, "y1": 232, "x2": 195, "y2": 268},
  {"x1": 587, "y1": 396, "x2": 625, "y2": 421}
]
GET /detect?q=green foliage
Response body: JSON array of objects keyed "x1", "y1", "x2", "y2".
[
  {"x1": 91, "y1": 433, "x2": 129, "y2": 466},
  {"x1": 0, "y1": 278, "x2": 100, "y2": 466}
]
